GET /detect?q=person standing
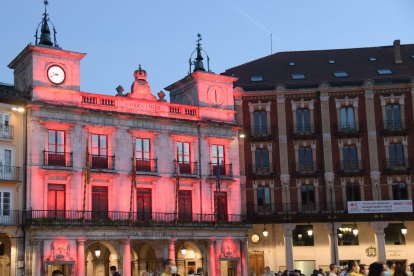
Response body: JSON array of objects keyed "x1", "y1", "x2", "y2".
[
  {"x1": 328, "y1": 264, "x2": 338, "y2": 276},
  {"x1": 110, "y1": 266, "x2": 121, "y2": 276},
  {"x1": 161, "y1": 259, "x2": 178, "y2": 276},
  {"x1": 347, "y1": 260, "x2": 364, "y2": 276}
]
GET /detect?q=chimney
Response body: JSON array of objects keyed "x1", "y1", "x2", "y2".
[{"x1": 393, "y1": 39, "x2": 402, "y2": 64}]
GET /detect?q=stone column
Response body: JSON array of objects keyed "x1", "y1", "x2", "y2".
[
  {"x1": 371, "y1": 222, "x2": 388, "y2": 262},
  {"x1": 241, "y1": 239, "x2": 249, "y2": 276},
  {"x1": 77, "y1": 239, "x2": 86, "y2": 276},
  {"x1": 31, "y1": 241, "x2": 41, "y2": 276},
  {"x1": 122, "y1": 239, "x2": 131, "y2": 276},
  {"x1": 281, "y1": 224, "x2": 295, "y2": 271},
  {"x1": 169, "y1": 238, "x2": 176, "y2": 264},
  {"x1": 276, "y1": 92, "x2": 289, "y2": 177},
  {"x1": 324, "y1": 223, "x2": 339, "y2": 264},
  {"x1": 209, "y1": 238, "x2": 216, "y2": 276}
]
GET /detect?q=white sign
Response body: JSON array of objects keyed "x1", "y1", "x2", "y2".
[{"x1": 347, "y1": 200, "x2": 413, "y2": 214}]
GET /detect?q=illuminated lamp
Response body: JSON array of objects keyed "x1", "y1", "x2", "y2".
[
  {"x1": 181, "y1": 244, "x2": 187, "y2": 256},
  {"x1": 352, "y1": 228, "x2": 359, "y2": 236},
  {"x1": 298, "y1": 234, "x2": 303, "y2": 240},
  {"x1": 307, "y1": 229, "x2": 313, "y2": 237},
  {"x1": 401, "y1": 225, "x2": 407, "y2": 235},
  {"x1": 239, "y1": 133, "x2": 246, "y2": 139},
  {"x1": 338, "y1": 233, "x2": 343, "y2": 239},
  {"x1": 262, "y1": 226, "x2": 269, "y2": 237},
  {"x1": 12, "y1": 107, "x2": 25, "y2": 113},
  {"x1": 94, "y1": 243, "x2": 101, "y2": 258}
]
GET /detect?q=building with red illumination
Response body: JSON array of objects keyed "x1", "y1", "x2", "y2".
[
  {"x1": 224, "y1": 41, "x2": 414, "y2": 275},
  {"x1": 3, "y1": 6, "x2": 249, "y2": 276}
]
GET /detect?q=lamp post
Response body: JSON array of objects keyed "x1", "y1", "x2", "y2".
[
  {"x1": 94, "y1": 243, "x2": 101, "y2": 258},
  {"x1": 263, "y1": 225, "x2": 269, "y2": 238},
  {"x1": 181, "y1": 244, "x2": 187, "y2": 256}
]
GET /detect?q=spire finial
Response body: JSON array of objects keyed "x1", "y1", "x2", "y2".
[
  {"x1": 35, "y1": 0, "x2": 60, "y2": 48},
  {"x1": 194, "y1": 33, "x2": 206, "y2": 72}
]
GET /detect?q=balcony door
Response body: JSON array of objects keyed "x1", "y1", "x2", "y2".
[
  {"x1": 296, "y1": 108, "x2": 311, "y2": 133},
  {"x1": 178, "y1": 190, "x2": 192, "y2": 221},
  {"x1": 215, "y1": 192, "x2": 228, "y2": 222},
  {"x1": 342, "y1": 146, "x2": 358, "y2": 170},
  {"x1": 136, "y1": 138, "x2": 151, "y2": 172},
  {"x1": 211, "y1": 145, "x2": 225, "y2": 175},
  {"x1": 91, "y1": 134, "x2": 108, "y2": 169},
  {"x1": 47, "y1": 130, "x2": 65, "y2": 166},
  {"x1": 0, "y1": 189, "x2": 12, "y2": 224},
  {"x1": 298, "y1": 147, "x2": 313, "y2": 172},
  {"x1": 136, "y1": 188, "x2": 152, "y2": 221},
  {"x1": 177, "y1": 142, "x2": 191, "y2": 174},
  {"x1": 340, "y1": 106, "x2": 355, "y2": 130},
  {"x1": 0, "y1": 148, "x2": 12, "y2": 181},
  {"x1": 47, "y1": 184, "x2": 65, "y2": 218},
  {"x1": 0, "y1": 112, "x2": 11, "y2": 138},
  {"x1": 92, "y1": 186, "x2": 108, "y2": 219},
  {"x1": 385, "y1": 104, "x2": 401, "y2": 128}
]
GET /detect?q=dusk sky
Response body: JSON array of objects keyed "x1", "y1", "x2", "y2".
[{"x1": 1, "y1": 1, "x2": 413, "y2": 97}]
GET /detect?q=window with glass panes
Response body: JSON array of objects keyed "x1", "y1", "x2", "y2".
[
  {"x1": 135, "y1": 138, "x2": 151, "y2": 171},
  {"x1": 91, "y1": 134, "x2": 107, "y2": 156},
  {"x1": 342, "y1": 145, "x2": 358, "y2": 170},
  {"x1": 296, "y1": 108, "x2": 311, "y2": 133},
  {"x1": 346, "y1": 183, "x2": 361, "y2": 201},
  {"x1": 253, "y1": 111, "x2": 267, "y2": 135},
  {"x1": 257, "y1": 187, "x2": 271, "y2": 208},
  {"x1": 0, "y1": 112, "x2": 11, "y2": 138},
  {"x1": 177, "y1": 142, "x2": 191, "y2": 174},
  {"x1": 388, "y1": 143, "x2": 404, "y2": 165},
  {"x1": 298, "y1": 147, "x2": 313, "y2": 171},
  {"x1": 211, "y1": 144, "x2": 225, "y2": 175},
  {"x1": 0, "y1": 190, "x2": 11, "y2": 216},
  {"x1": 340, "y1": 106, "x2": 355, "y2": 129},
  {"x1": 385, "y1": 104, "x2": 401, "y2": 129},
  {"x1": 301, "y1": 185, "x2": 315, "y2": 207},
  {"x1": 47, "y1": 184, "x2": 65, "y2": 218},
  {"x1": 255, "y1": 148, "x2": 269, "y2": 173},
  {"x1": 47, "y1": 130, "x2": 66, "y2": 166},
  {"x1": 0, "y1": 147, "x2": 12, "y2": 179},
  {"x1": 392, "y1": 183, "x2": 408, "y2": 200}
]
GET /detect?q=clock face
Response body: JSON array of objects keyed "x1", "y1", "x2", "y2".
[
  {"x1": 207, "y1": 86, "x2": 224, "y2": 107},
  {"x1": 47, "y1": 65, "x2": 66, "y2": 85},
  {"x1": 251, "y1": 234, "x2": 260, "y2": 243}
]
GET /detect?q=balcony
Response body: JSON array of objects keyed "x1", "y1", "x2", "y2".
[
  {"x1": 0, "y1": 124, "x2": 13, "y2": 139},
  {"x1": 89, "y1": 154, "x2": 115, "y2": 171},
  {"x1": 0, "y1": 166, "x2": 21, "y2": 181},
  {"x1": 174, "y1": 161, "x2": 199, "y2": 177},
  {"x1": 335, "y1": 122, "x2": 363, "y2": 137},
  {"x1": 293, "y1": 162, "x2": 320, "y2": 176},
  {"x1": 338, "y1": 160, "x2": 365, "y2": 175},
  {"x1": 0, "y1": 210, "x2": 20, "y2": 225},
  {"x1": 251, "y1": 126, "x2": 272, "y2": 138},
  {"x1": 135, "y1": 158, "x2": 157, "y2": 175},
  {"x1": 209, "y1": 163, "x2": 233, "y2": 179},
  {"x1": 254, "y1": 166, "x2": 272, "y2": 176},
  {"x1": 43, "y1": 151, "x2": 73, "y2": 168},
  {"x1": 291, "y1": 124, "x2": 317, "y2": 139},
  {"x1": 384, "y1": 159, "x2": 412, "y2": 174},
  {"x1": 380, "y1": 120, "x2": 410, "y2": 136},
  {"x1": 23, "y1": 210, "x2": 246, "y2": 227}
]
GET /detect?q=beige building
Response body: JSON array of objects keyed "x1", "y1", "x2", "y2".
[
  {"x1": 0, "y1": 83, "x2": 27, "y2": 275},
  {"x1": 224, "y1": 40, "x2": 414, "y2": 275}
]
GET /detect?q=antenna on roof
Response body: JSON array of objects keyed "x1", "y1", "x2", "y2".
[{"x1": 270, "y1": 34, "x2": 273, "y2": 54}]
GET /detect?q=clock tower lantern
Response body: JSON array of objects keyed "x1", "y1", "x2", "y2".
[{"x1": 8, "y1": 1, "x2": 85, "y2": 95}]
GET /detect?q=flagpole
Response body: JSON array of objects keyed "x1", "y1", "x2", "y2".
[
  {"x1": 175, "y1": 151, "x2": 180, "y2": 223},
  {"x1": 82, "y1": 138, "x2": 90, "y2": 221},
  {"x1": 129, "y1": 141, "x2": 136, "y2": 222}
]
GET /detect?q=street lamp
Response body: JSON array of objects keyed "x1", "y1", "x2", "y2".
[
  {"x1": 181, "y1": 244, "x2": 187, "y2": 256},
  {"x1": 94, "y1": 243, "x2": 101, "y2": 258},
  {"x1": 307, "y1": 228, "x2": 313, "y2": 237},
  {"x1": 352, "y1": 228, "x2": 359, "y2": 236},
  {"x1": 262, "y1": 226, "x2": 269, "y2": 237},
  {"x1": 401, "y1": 225, "x2": 408, "y2": 235}
]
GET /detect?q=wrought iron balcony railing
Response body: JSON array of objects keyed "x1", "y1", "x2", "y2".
[
  {"x1": 173, "y1": 161, "x2": 199, "y2": 177},
  {"x1": 23, "y1": 210, "x2": 245, "y2": 227},
  {"x1": 294, "y1": 162, "x2": 320, "y2": 175},
  {"x1": 0, "y1": 165, "x2": 21, "y2": 181},
  {"x1": 254, "y1": 166, "x2": 272, "y2": 175},
  {"x1": 0, "y1": 124, "x2": 13, "y2": 139},
  {"x1": 381, "y1": 120, "x2": 410, "y2": 135},
  {"x1": 335, "y1": 122, "x2": 363, "y2": 137},
  {"x1": 0, "y1": 210, "x2": 20, "y2": 225},
  {"x1": 209, "y1": 163, "x2": 233, "y2": 178},
  {"x1": 89, "y1": 154, "x2": 115, "y2": 171},
  {"x1": 135, "y1": 158, "x2": 157, "y2": 174},
  {"x1": 251, "y1": 126, "x2": 271, "y2": 138},
  {"x1": 338, "y1": 160, "x2": 365, "y2": 175},
  {"x1": 292, "y1": 124, "x2": 316, "y2": 138},
  {"x1": 384, "y1": 159, "x2": 411, "y2": 173},
  {"x1": 43, "y1": 150, "x2": 73, "y2": 167}
]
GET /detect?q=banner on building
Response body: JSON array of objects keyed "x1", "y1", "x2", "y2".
[{"x1": 347, "y1": 200, "x2": 413, "y2": 214}]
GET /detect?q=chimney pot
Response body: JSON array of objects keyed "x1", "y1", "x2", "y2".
[{"x1": 394, "y1": 39, "x2": 402, "y2": 64}]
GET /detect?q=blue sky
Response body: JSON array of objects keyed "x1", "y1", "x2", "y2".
[{"x1": 1, "y1": 0, "x2": 413, "y2": 97}]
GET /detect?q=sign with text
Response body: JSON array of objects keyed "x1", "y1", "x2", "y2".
[{"x1": 347, "y1": 200, "x2": 413, "y2": 214}]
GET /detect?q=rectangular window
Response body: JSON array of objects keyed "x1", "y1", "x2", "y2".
[
  {"x1": 250, "y1": 76, "x2": 264, "y2": 82},
  {"x1": 92, "y1": 186, "x2": 108, "y2": 219},
  {"x1": 300, "y1": 186, "x2": 315, "y2": 208},
  {"x1": 253, "y1": 111, "x2": 267, "y2": 136},
  {"x1": 388, "y1": 143, "x2": 404, "y2": 167},
  {"x1": 0, "y1": 191, "x2": 11, "y2": 217},
  {"x1": 392, "y1": 183, "x2": 408, "y2": 200},
  {"x1": 340, "y1": 106, "x2": 355, "y2": 129},
  {"x1": 377, "y1": 69, "x2": 393, "y2": 75},
  {"x1": 136, "y1": 188, "x2": 152, "y2": 221},
  {"x1": 91, "y1": 134, "x2": 108, "y2": 169},
  {"x1": 211, "y1": 144, "x2": 225, "y2": 175},
  {"x1": 257, "y1": 187, "x2": 271, "y2": 207},
  {"x1": 47, "y1": 184, "x2": 65, "y2": 218},
  {"x1": 47, "y1": 130, "x2": 66, "y2": 166},
  {"x1": 178, "y1": 190, "x2": 192, "y2": 222},
  {"x1": 385, "y1": 104, "x2": 401, "y2": 128},
  {"x1": 333, "y1": 72, "x2": 349, "y2": 78},
  {"x1": 346, "y1": 183, "x2": 361, "y2": 201},
  {"x1": 298, "y1": 147, "x2": 313, "y2": 165},
  {"x1": 135, "y1": 138, "x2": 151, "y2": 172},
  {"x1": 291, "y1": 74, "x2": 305, "y2": 80},
  {"x1": 0, "y1": 113, "x2": 11, "y2": 139},
  {"x1": 255, "y1": 148, "x2": 270, "y2": 174},
  {"x1": 296, "y1": 108, "x2": 311, "y2": 133},
  {"x1": 342, "y1": 145, "x2": 358, "y2": 170},
  {"x1": 0, "y1": 148, "x2": 13, "y2": 180},
  {"x1": 215, "y1": 192, "x2": 228, "y2": 222},
  {"x1": 177, "y1": 142, "x2": 191, "y2": 174}
]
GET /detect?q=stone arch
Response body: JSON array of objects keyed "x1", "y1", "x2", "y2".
[
  {"x1": 176, "y1": 240, "x2": 204, "y2": 276},
  {"x1": 85, "y1": 241, "x2": 119, "y2": 276},
  {"x1": 131, "y1": 241, "x2": 162, "y2": 276},
  {"x1": 0, "y1": 233, "x2": 12, "y2": 276}
]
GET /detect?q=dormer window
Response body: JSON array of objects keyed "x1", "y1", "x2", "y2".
[
  {"x1": 289, "y1": 62, "x2": 296, "y2": 66},
  {"x1": 328, "y1": 60, "x2": 336, "y2": 64},
  {"x1": 250, "y1": 76, "x2": 264, "y2": 82},
  {"x1": 291, "y1": 74, "x2": 305, "y2": 80},
  {"x1": 333, "y1": 71, "x2": 349, "y2": 78},
  {"x1": 377, "y1": 69, "x2": 393, "y2": 75},
  {"x1": 369, "y1": 57, "x2": 377, "y2": 61}
]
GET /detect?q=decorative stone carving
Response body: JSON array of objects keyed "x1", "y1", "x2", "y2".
[
  {"x1": 323, "y1": 133, "x2": 331, "y2": 141},
  {"x1": 128, "y1": 65, "x2": 157, "y2": 100},
  {"x1": 368, "y1": 131, "x2": 377, "y2": 139},
  {"x1": 280, "y1": 174, "x2": 290, "y2": 184},
  {"x1": 279, "y1": 135, "x2": 287, "y2": 143},
  {"x1": 325, "y1": 172, "x2": 335, "y2": 182},
  {"x1": 48, "y1": 240, "x2": 73, "y2": 261},
  {"x1": 370, "y1": 171, "x2": 381, "y2": 182},
  {"x1": 276, "y1": 95, "x2": 285, "y2": 103},
  {"x1": 220, "y1": 238, "x2": 239, "y2": 258}
]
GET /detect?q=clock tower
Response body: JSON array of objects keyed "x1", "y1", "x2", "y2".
[
  {"x1": 165, "y1": 34, "x2": 237, "y2": 111},
  {"x1": 8, "y1": 1, "x2": 85, "y2": 95}
]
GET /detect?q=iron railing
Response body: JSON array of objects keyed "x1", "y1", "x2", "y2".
[
  {"x1": 381, "y1": 120, "x2": 410, "y2": 134},
  {"x1": 23, "y1": 210, "x2": 245, "y2": 227},
  {"x1": 254, "y1": 166, "x2": 272, "y2": 175},
  {"x1": 209, "y1": 163, "x2": 233, "y2": 178},
  {"x1": 0, "y1": 210, "x2": 20, "y2": 225},
  {"x1": 384, "y1": 159, "x2": 411, "y2": 172},
  {"x1": 335, "y1": 122, "x2": 363, "y2": 136},
  {"x1": 251, "y1": 126, "x2": 271, "y2": 137},
  {"x1": 89, "y1": 154, "x2": 115, "y2": 170},
  {"x1": 0, "y1": 124, "x2": 13, "y2": 139},
  {"x1": 173, "y1": 161, "x2": 199, "y2": 177},
  {"x1": 43, "y1": 150, "x2": 73, "y2": 167},
  {"x1": 338, "y1": 160, "x2": 365, "y2": 174},
  {"x1": 135, "y1": 158, "x2": 157, "y2": 174},
  {"x1": 292, "y1": 124, "x2": 316, "y2": 137},
  {"x1": 0, "y1": 165, "x2": 21, "y2": 181},
  {"x1": 294, "y1": 162, "x2": 320, "y2": 175}
]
